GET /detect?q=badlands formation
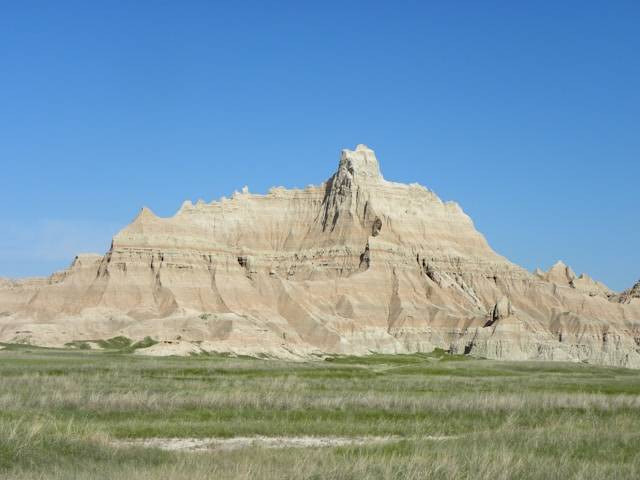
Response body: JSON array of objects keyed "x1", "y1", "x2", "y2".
[{"x1": 1, "y1": 145, "x2": 639, "y2": 366}]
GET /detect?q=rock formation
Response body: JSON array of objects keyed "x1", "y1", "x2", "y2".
[
  {"x1": 535, "y1": 261, "x2": 614, "y2": 298},
  {"x1": 612, "y1": 280, "x2": 640, "y2": 305},
  {"x1": 1, "y1": 145, "x2": 639, "y2": 366}
]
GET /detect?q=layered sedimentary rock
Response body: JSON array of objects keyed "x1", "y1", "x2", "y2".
[
  {"x1": 612, "y1": 280, "x2": 640, "y2": 305},
  {"x1": 1, "y1": 145, "x2": 639, "y2": 366},
  {"x1": 534, "y1": 261, "x2": 614, "y2": 298}
]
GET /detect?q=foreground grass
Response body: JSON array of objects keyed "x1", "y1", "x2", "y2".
[{"x1": 0, "y1": 345, "x2": 639, "y2": 479}]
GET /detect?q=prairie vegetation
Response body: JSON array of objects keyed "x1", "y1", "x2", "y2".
[{"x1": 1, "y1": 344, "x2": 639, "y2": 479}]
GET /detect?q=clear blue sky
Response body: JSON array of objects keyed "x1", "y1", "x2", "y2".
[{"x1": 1, "y1": 1, "x2": 638, "y2": 291}]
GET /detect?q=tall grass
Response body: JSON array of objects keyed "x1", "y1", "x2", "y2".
[{"x1": 0, "y1": 347, "x2": 639, "y2": 478}]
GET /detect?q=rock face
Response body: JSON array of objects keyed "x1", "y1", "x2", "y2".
[
  {"x1": 535, "y1": 261, "x2": 614, "y2": 298},
  {"x1": 1, "y1": 145, "x2": 639, "y2": 366},
  {"x1": 612, "y1": 280, "x2": 640, "y2": 305}
]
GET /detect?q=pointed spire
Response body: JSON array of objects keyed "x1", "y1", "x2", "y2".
[
  {"x1": 545, "y1": 260, "x2": 576, "y2": 285},
  {"x1": 338, "y1": 144, "x2": 383, "y2": 181},
  {"x1": 135, "y1": 206, "x2": 157, "y2": 222}
]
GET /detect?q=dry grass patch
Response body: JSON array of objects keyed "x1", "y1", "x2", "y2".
[{"x1": 1, "y1": 347, "x2": 639, "y2": 478}]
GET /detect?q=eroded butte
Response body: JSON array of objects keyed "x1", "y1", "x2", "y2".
[{"x1": 1, "y1": 145, "x2": 639, "y2": 366}]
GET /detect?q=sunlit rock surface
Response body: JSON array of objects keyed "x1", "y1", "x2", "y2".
[{"x1": 1, "y1": 145, "x2": 639, "y2": 366}]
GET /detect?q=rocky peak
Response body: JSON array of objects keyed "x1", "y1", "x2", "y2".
[
  {"x1": 539, "y1": 261, "x2": 613, "y2": 298},
  {"x1": 317, "y1": 145, "x2": 384, "y2": 234},
  {"x1": 545, "y1": 260, "x2": 576, "y2": 285},
  {"x1": 1, "y1": 144, "x2": 640, "y2": 368},
  {"x1": 337, "y1": 144, "x2": 383, "y2": 183}
]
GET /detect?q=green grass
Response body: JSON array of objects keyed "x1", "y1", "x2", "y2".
[
  {"x1": 62, "y1": 336, "x2": 158, "y2": 353},
  {"x1": 64, "y1": 340, "x2": 92, "y2": 350},
  {"x1": 0, "y1": 345, "x2": 639, "y2": 479},
  {"x1": 96, "y1": 335, "x2": 134, "y2": 350}
]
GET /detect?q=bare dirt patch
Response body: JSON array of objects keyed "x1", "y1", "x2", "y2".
[{"x1": 114, "y1": 436, "x2": 412, "y2": 452}]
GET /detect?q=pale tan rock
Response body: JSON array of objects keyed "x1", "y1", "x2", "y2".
[
  {"x1": 612, "y1": 280, "x2": 640, "y2": 305},
  {"x1": 571, "y1": 273, "x2": 614, "y2": 298},
  {"x1": 491, "y1": 297, "x2": 513, "y2": 323},
  {"x1": 1, "y1": 145, "x2": 639, "y2": 367},
  {"x1": 542, "y1": 260, "x2": 576, "y2": 285},
  {"x1": 536, "y1": 262, "x2": 614, "y2": 298}
]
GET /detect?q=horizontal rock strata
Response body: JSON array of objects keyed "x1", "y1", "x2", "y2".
[{"x1": 1, "y1": 145, "x2": 639, "y2": 366}]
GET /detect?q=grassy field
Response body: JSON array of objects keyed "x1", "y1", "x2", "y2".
[{"x1": 1, "y1": 343, "x2": 639, "y2": 479}]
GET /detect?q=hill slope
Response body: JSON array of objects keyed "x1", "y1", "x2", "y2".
[{"x1": 1, "y1": 145, "x2": 639, "y2": 366}]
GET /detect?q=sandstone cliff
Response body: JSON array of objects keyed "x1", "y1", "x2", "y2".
[{"x1": 1, "y1": 145, "x2": 639, "y2": 366}]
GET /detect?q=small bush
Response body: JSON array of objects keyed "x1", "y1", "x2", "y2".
[
  {"x1": 97, "y1": 336, "x2": 133, "y2": 349},
  {"x1": 65, "y1": 341, "x2": 91, "y2": 350},
  {"x1": 131, "y1": 336, "x2": 158, "y2": 350}
]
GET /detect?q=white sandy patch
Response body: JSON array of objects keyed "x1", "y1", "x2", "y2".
[
  {"x1": 134, "y1": 340, "x2": 203, "y2": 356},
  {"x1": 113, "y1": 435, "x2": 454, "y2": 452},
  {"x1": 115, "y1": 436, "x2": 398, "y2": 452}
]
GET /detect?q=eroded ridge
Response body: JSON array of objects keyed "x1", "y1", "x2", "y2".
[{"x1": 1, "y1": 145, "x2": 639, "y2": 367}]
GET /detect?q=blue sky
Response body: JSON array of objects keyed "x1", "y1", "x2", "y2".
[{"x1": 1, "y1": 1, "x2": 638, "y2": 290}]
